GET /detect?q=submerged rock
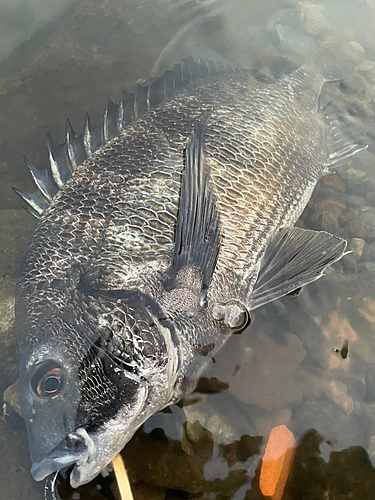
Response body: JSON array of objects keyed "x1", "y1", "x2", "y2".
[
  {"x1": 348, "y1": 41, "x2": 365, "y2": 55},
  {"x1": 222, "y1": 435, "x2": 263, "y2": 467},
  {"x1": 350, "y1": 237, "x2": 365, "y2": 256},
  {"x1": 298, "y1": 2, "x2": 331, "y2": 35},
  {"x1": 278, "y1": 431, "x2": 375, "y2": 500},
  {"x1": 357, "y1": 59, "x2": 375, "y2": 72},
  {"x1": 0, "y1": 277, "x2": 18, "y2": 398},
  {"x1": 2, "y1": 380, "x2": 21, "y2": 417},
  {"x1": 122, "y1": 427, "x2": 247, "y2": 496}
]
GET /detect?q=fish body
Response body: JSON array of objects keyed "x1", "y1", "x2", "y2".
[{"x1": 14, "y1": 59, "x2": 361, "y2": 487}]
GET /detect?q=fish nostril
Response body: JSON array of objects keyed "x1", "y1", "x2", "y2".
[{"x1": 65, "y1": 432, "x2": 85, "y2": 449}]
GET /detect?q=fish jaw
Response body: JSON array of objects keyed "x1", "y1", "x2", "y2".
[
  {"x1": 31, "y1": 376, "x2": 150, "y2": 488},
  {"x1": 69, "y1": 421, "x2": 138, "y2": 487},
  {"x1": 31, "y1": 428, "x2": 92, "y2": 482},
  {"x1": 70, "y1": 382, "x2": 149, "y2": 487},
  {"x1": 30, "y1": 378, "x2": 149, "y2": 487}
]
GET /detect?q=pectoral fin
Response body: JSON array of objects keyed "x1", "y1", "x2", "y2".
[
  {"x1": 165, "y1": 121, "x2": 220, "y2": 292},
  {"x1": 249, "y1": 227, "x2": 347, "y2": 310}
]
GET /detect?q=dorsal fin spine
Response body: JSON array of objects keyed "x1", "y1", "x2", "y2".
[
  {"x1": 12, "y1": 187, "x2": 49, "y2": 215},
  {"x1": 66, "y1": 118, "x2": 79, "y2": 172},
  {"x1": 46, "y1": 134, "x2": 66, "y2": 189},
  {"x1": 15, "y1": 58, "x2": 234, "y2": 216},
  {"x1": 26, "y1": 157, "x2": 58, "y2": 202},
  {"x1": 84, "y1": 113, "x2": 93, "y2": 157},
  {"x1": 117, "y1": 95, "x2": 124, "y2": 133},
  {"x1": 103, "y1": 96, "x2": 119, "y2": 142}
]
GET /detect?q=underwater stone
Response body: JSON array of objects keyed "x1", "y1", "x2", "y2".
[
  {"x1": 362, "y1": 241, "x2": 375, "y2": 262},
  {"x1": 321, "y1": 174, "x2": 346, "y2": 192},
  {"x1": 346, "y1": 194, "x2": 367, "y2": 208},
  {"x1": 132, "y1": 483, "x2": 166, "y2": 500},
  {"x1": 350, "y1": 238, "x2": 365, "y2": 256},
  {"x1": 348, "y1": 41, "x2": 365, "y2": 54},
  {"x1": 0, "y1": 277, "x2": 19, "y2": 396},
  {"x1": 368, "y1": 435, "x2": 375, "y2": 460},
  {"x1": 358, "y1": 212, "x2": 375, "y2": 241},
  {"x1": 185, "y1": 421, "x2": 214, "y2": 459},
  {"x1": 122, "y1": 427, "x2": 246, "y2": 495},
  {"x1": 357, "y1": 59, "x2": 375, "y2": 72},
  {"x1": 195, "y1": 377, "x2": 229, "y2": 394},
  {"x1": 298, "y1": 2, "x2": 331, "y2": 35},
  {"x1": 346, "y1": 168, "x2": 366, "y2": 180},
  {"x1": 223, "y1": 435, "x2": 263, "y2": 466},
  {"x1": 2, "y1": 380, "x2": 21, "y2": 417}
]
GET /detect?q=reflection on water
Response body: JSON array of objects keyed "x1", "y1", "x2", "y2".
[{"x1": 1, "y1": 0, "x2": 375, "y2": 498}]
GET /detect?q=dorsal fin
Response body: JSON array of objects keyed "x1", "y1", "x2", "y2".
[
  {"x1": 12, "y1": 187, "x2": 49, "y2": 218},
  {"x1": 23, "y1": 156, "x2": 58, "y2": 202},
  {"x1": 117, "y1": 91, "x2": 135, "y2": 132},
  {"x1": 14, "y1": 58, "x2": 236, "y2": 218},
  {"x1": 103, "y1": 97, "x2": 119, "y2": 142},
  {"x1": 83, "y1": 112, "x2": 102, "y2": 157},
  {"x1": 66, "y1": 119, "x2": 86, "y2": 171},
  {"x1": 46, "y1": 133, "x2": 73, "y2": 188}
]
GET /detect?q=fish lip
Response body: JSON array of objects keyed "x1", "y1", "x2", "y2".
[
  {"x1": 69, "y1": 461, "x2": 100, "y2": 489},
  {"x1": 31, "y1": 428, "x2": 93, "y2": 482}
]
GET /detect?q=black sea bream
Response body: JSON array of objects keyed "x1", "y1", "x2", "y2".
[{"x1": 14, "y1": 57, "x2": 364, "y2": 488}]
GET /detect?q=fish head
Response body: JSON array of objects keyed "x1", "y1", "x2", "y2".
[
  {"x1": 16, "y1": 290, "x2": 173, "y2": 487},
  {"x1": 18, "y1": 320, "x2": 83, "y2": 469}
]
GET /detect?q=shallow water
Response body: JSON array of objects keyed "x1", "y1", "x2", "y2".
[{"x1": 1, "y1": 0, "x2": 375, "y2": 499}]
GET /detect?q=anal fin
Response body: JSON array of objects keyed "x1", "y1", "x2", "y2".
[
  {"x1": 320, "y1": 96, "x2": 367, "y2": 170},
  {"x1": 249, "y1": 227, "x2": 347, "y2": 310}
]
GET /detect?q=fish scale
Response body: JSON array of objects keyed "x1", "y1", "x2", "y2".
[
  {"x1": 41, "y1": 70, "x2": 321, "y2": 302},
  {"x1": 14, "y1": 58, "x2": 363, "y2": 489}
]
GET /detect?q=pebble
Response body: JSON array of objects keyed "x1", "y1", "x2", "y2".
[
  {"x1": 203, "y1": 457, "x2": 228, "y2": 481},
  {"x1": 357, "y1": 59, "x2": 375, "y2": 72},
  {"x1": 346, "y1": 168, "x2": 366, "y2": 180},
  {"x1": 340, "y1": 73, "x2": 373, "y2": 99},
  {"x1": 348, "y1": 41, "x2": 365, "y2": 54},
  {"x1": 350, "y1": 238, "x2": 365, "y2": 256},
  {"x1": 368, "y1": 435, "x2": 375, "y2": 460},
  {"x1": 342, "y1": 252, "x2": 358, "y2": 273},
  {"x1": 347, "y1": 99, "x2": 374, "y2": 120},
  {"x1": 298, "y1": 2, "x2": 331, "y2": 35},
  {"x1": 335, "y1": 39, "x2": 366, "y2": 65},
  {"x1": 2, "y1": 380, "x2": 21, "y2": 417},
  {"x1": 0, "y1": 277, "x2": 19, "y2": 396},
  {"x1": 362, "y1": 241, "x2": 375, "y2": 261},
  {"x1": 346, "y1": 194, "x2": 367, "y2": 208},
  {"x1": 132, "y1": 484, "x2": 165, "y2": 500},
  {"x1": 364, "y1": 177, "x2": 375, "y2": 197},
  {"x1": 358, "y1": 211, "x2": 375, "y2": 240},
  {"x1": 365, "y1": 373, "x2": 375, "y2": 402}
]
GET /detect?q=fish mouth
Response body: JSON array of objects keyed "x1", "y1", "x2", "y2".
[{"x1": 31, "y1": 428, "x2": 93, "y2": 483}]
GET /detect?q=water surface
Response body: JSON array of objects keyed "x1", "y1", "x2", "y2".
[{"x1": 1, "y1": 1, "x2": 375, "y2": 499}]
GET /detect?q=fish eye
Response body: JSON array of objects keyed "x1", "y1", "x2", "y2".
[{"x1": 31, "y1": 361, "x2": 64, "y2": 398}]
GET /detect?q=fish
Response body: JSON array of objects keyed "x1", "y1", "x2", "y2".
[{"x1": 13, "y1": 56, "x2": 365, "y2": 490}]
